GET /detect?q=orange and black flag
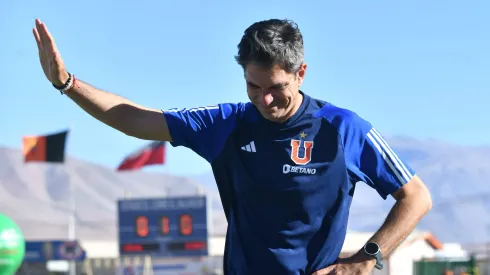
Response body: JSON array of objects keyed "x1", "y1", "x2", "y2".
[{"x1": 22, "y1": 130, "x2": 69, "y2": 163}]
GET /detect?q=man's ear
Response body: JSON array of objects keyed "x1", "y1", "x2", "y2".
[{"x1": 297, "y1": 63, "x2": 307, "y2": 86}]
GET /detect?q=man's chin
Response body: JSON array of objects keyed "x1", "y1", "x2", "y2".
[{"x1": 261, "y1": 110, "x2": 286, "y2": 123}]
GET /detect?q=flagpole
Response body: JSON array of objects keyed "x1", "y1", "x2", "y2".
[
  {"x1": 68, "y1": 177, "x2": 76, "y2": 275},
  {"x1": 67, "y1": 125, "x2": 76, "y2": 275},
  {"x1": 23, "y1": 128, "x2": 76, "y2": 274}
]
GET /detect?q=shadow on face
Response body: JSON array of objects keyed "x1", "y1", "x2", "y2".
[{"x1": 245, "y1": 63, "x2": 307, "y2": 123}]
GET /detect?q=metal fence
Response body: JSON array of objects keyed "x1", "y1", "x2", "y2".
[
  {"x1": 465, "y1": 243, "x2": 490, "y2": 275},
  {"x1": 16, "y1": 256, "x2": 224, "y2": 275},
  {"x1": 14, "y1": 254, "x2": 489, "y2": 275}
]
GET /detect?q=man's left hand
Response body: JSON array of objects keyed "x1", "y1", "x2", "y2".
[{"x1": 311, "y1": 254, "x2": 376, "y2": 275}]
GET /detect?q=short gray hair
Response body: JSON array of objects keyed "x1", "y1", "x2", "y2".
[{"x1": 235, "y1": 19, "x2": 304, "y2": 73}]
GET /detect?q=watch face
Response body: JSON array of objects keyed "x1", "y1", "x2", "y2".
[{"x1": 365, "y1": 242, "x2": 379, "y2": 255}]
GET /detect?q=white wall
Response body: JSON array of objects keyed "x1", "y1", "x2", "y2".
[
  {"x1": 79, "y1": 236, "x2": 226, "y2": 259},
  {"x1": 208, "y1": 236, "x2": 225, "y2": 256},
  {"x1": 388, "y1": 239, "x2": 436, "y2": 275},
  {"x1": 79, "y1": 240, "x2": 119, "y2": 258}
]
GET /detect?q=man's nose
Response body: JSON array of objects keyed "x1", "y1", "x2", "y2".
[{"x1": 260, "y1": 92, "x2": 274, "y2": 107}]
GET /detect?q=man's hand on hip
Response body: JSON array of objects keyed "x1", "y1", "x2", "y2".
[{"x1": 311, "y1": 254, "x2": 376, "y2": 275}]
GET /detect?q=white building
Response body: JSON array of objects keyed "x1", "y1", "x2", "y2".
[{"x1": 341, "y1": 230, "x2": 446, "y2": 275}]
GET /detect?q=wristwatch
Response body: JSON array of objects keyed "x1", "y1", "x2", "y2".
[{"x1": 363, "y1": 242, "x2": 383, "y2": 270}]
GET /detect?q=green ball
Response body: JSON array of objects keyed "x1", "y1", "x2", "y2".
[{"x1": 0, "y1": 214, "x2": 25, "y2": 275}]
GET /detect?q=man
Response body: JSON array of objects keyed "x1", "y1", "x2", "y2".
[{"x1": 33, "y1": 18, "x2": 432, "y2": 274}]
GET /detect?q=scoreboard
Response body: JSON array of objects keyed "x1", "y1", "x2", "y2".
[{"x1": 117, "y1": 196, "x2": 209, "y2": 257}]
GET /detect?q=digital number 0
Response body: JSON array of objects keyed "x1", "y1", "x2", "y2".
[
  {"x1": 180, "y1": 214, "x2": 193, "y2": 236},
  {"x1": 135, "y1": 216, "x2": 149, "y2": 237}
]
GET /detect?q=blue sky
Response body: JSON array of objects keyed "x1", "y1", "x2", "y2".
[{"x1": 1, "y1": 0, "x2": 489, "y2": 176}]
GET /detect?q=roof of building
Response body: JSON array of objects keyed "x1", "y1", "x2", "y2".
[{"x1": 342, "y1": 230, "x2": 444, "y2": 253}]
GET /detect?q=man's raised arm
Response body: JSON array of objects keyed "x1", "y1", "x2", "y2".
[
  {"x1": 63, "y1": 79, "x2": 171, "y2": 141},
  {"x1": 33, "y1": 19, "x2": 171, "y2": 141}
]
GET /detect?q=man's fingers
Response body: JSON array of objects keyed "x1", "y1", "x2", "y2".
[
  {"x1": 312, "y1": 266, "x2": 334, "y2": 275},
  {"x1": 32, "y1": 27, "x2": 42, "y2": 51},
  {"x1": 35, "y1": 19, "x2": 46, "y2": 48},
  {"x1": 40, "y1": 21, "x2": 59, "y2": 53},
  {"x1": 35, "y1": 19, "x2": 59, "y2": 54}
]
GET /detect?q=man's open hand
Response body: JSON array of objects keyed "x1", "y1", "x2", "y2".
[{"x1": 32, "y1": 19, "x2": 69, "y2": 87}]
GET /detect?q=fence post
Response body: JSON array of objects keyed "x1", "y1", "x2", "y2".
[{"x1": 469, "y1": 254, "x2": 479, "y2": 275}]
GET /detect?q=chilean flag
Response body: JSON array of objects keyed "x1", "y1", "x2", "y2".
[{"x1": 117, "y1": 141, "x2": 166, "y2": 171}]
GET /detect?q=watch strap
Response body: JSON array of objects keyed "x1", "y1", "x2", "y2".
[
  {"x1": 374, "y1": 253, "x2": 383, "y2": 269},
  {"x1": 364, "y1": 242, "x2": 384, "y2": 270}
]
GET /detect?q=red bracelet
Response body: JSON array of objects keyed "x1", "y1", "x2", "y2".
[{"x1": 69, "y1": 75, "x2": 77, "y2": 90}]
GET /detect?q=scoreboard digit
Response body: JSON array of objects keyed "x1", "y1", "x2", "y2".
[
  {"x1": 180, "y1": 214, "x2": 193, "y2": 236},
  {"x1": 160, "y1": 216, "x2": 169, "y2": 235},
  {"x1": 117, "y1": 196, "x2": 208, "y2": 257},
  {"x1": 135, "y1": 216, "x2": 149, "y2": 237}
]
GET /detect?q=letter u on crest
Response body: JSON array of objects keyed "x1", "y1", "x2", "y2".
[{"x1": 290, "y1": 139, "x2": 314, "y2": 165}]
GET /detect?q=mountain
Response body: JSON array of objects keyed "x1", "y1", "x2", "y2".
[
  {"x1": 358, "y1": 136, "x2": 490, "y2": 245},
  {"x1": 0, "y1": 146, "x2": 228, "y2": 241},
  {"x1": 192, "y1": 136, "x2": 490, "y2": 245},
  {"x1": 2, "y1": 135, "x2": 490, "y2": 244}
]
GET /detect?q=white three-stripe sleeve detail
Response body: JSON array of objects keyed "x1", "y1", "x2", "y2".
[
  {"x1": 165, "y1": 105, "x2": 219, "y2": 113},
  {"x1": 370, "y1": 128, "x2": 413, "y2": 182},
  {"x1": 366, "y1": 132, "x2": 405, "y2": 185},
  {"x1": 371, "y1": 128, "x2": 413, "y2": 180}
]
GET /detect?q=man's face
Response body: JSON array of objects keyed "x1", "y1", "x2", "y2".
[{"x1": 245, "y1": 63, "x2": 306, "y2": 123}]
